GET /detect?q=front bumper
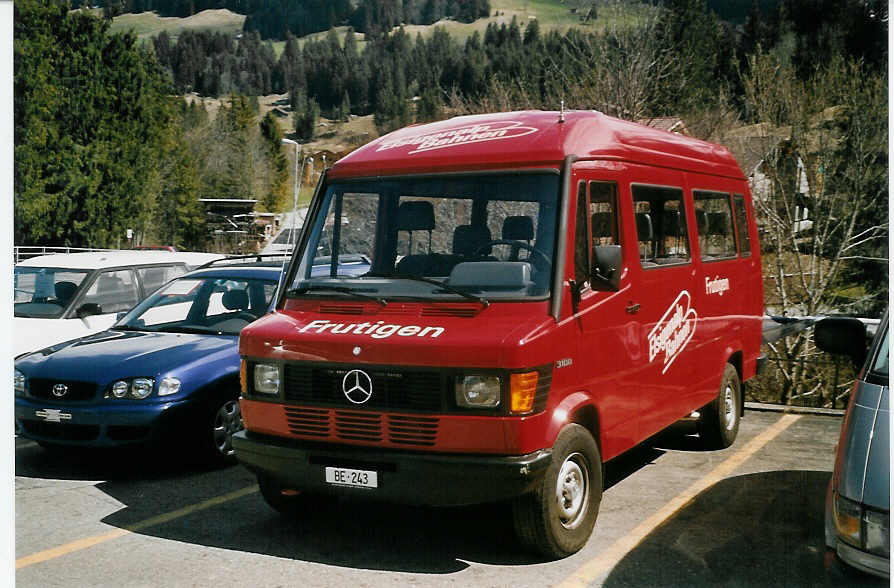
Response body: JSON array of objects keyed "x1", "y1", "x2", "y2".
[
  {"x1": 14, "y1": 396, "x2": 197, "y2": 447},
  {"x1": 835, "y1": 541, "x2": 890, "y2": 578},
  {"x1": 825, "y1": 480, "x2": 890, "y2": 578},
  {"x1": 233, "y1": 429, "x2": 553, "y2": 507}
]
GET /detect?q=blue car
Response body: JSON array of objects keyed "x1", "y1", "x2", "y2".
[{"x1": 14, "y1": 260, "x2": 285, "y2": 463}]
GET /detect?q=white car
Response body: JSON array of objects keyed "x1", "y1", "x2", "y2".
[
  {"x1": 13, "y1": 251, "x2": 224, "y2": 357},
  {"x1": 260, "y1": 209, "x2": 308, "y2": 255}
]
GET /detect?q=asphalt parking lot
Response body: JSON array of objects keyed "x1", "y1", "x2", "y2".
[{"x1": 15, "y1": 409, "x2": 887, "y2": 587}]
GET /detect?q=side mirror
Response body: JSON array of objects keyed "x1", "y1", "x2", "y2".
[
  {"x1": 76, "y1": 303, "x2": 103, "y2": 319},
  {"x1": 591, "y1": 245, "x2": 622, "y2": 291},
  {"x1": 814, "y1": 317, "x2": 868, "y2": 368}
]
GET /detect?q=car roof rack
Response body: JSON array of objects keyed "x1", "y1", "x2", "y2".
[{"x1": 196, "y1": 253, "x2": 292, "y2": 269}]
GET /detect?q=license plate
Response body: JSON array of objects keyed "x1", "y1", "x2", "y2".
[
  {"x1": 325, "y1": 466, "x2": 378, "y2": 489},
  {"x1": 35, "y1": 408, "x2": 72, "y2": 423}
]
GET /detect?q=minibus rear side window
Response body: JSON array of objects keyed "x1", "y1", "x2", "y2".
[
  {"x1": 632, "y1": 185, "x2": 690, "y2": 268},
  {"x1": 694, "y1": 191, "x2": 736, "y2": 261},
  {"x1": 732, "y1": 195, "x2": 752, "y2": 257}
]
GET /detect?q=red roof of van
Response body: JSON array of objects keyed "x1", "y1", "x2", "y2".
[{"x1": 328, "y1": 110, "x2": 745, "y2": 180}]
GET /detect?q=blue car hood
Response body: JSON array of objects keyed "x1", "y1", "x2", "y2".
[{"x1": 16, "y1": 329, "x2": 238, "y2": 385}]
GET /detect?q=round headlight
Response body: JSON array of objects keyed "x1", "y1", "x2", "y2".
[
  {"x1": 158, "y1": 377, "x2": 181, "y2": 397},
  {"x1": 455, "y1": 375, "x2": 501, "y2": 408},
  {"x1": 111, "y1": 381, "x2": 129, "y2": 399},
  {"x1": 131, "y1": 378, "x2": 154, "y2": 399}
]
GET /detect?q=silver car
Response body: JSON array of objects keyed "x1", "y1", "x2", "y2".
[{"x1": 816, "y1": 311, "x2": 889, "y2": 578}]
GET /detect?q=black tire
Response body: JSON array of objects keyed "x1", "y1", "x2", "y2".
[
  {"x1": 257, "y1": 475, "x2": 328, "y2": 517},
  {"x1": 201, "y1": 396, "x2": 242, "y2": 466},
  {"x1": 512, "y1": 423, "x2": 602, "y2": 559},
  {"x1": 699, "y1": 363, "x2": 741, "y2": 449}
]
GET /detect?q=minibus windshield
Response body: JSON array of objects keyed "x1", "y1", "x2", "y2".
[{"x1": 289, "y1": 172, "x2": 560, "y2": 302}]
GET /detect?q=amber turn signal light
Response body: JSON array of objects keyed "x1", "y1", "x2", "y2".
[{"x1": 510, "y1": 371, "x2": 539, "y2": 413}]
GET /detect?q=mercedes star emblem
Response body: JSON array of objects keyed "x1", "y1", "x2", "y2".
[{"x1": 342, "y1": 369, "x2": 373, "y2": 404}]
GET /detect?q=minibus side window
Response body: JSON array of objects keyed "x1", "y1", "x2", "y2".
[
  {"x1": 590, "y1": 181, "x2": 620, "y2": 246},
  {"x1": 732, "y1": 195, "x2": 752, "y2": 257},
  {"x1": 632, "y1": 185, "x2": 690, "y2": 268},
  {"x1": 575, "y1": 181, "x2": 621, "y2": 289},
  {"x1": 693, "y1": 191, "x2": 736, "y2": 261}
]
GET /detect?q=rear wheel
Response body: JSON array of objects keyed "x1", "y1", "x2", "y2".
[
  {"x1": 699, "y1": 363, "x2": 741, "y2": 449},
  {"x1": 512, "y1": 424, "x2": 602, "y2": 559}
]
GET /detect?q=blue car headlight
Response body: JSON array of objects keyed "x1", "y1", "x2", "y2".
[
  {"x1": 111, "y1": 381, "x2": 129, "y2": 399},
  {"x1": 107, "y1": 378, "x2": 156, "y2": 400},
  {"x1": 131, "y1": 378, "x2": 153, "y2": 399}
]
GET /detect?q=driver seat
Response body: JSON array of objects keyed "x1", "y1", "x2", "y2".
[
  {"x1": 54, "y1": 281, "x2": 78, "y2": 306},
  {"x1": 222, "y1": 289, "x2": 251, "y2": 315},
  {"x1": 501, "y1": 215, "x2": 534, "y2": 261}
]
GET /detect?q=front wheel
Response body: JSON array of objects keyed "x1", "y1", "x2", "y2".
[
  {"x1": 512, "y1": 424, "x2": 602, "y2": 559},
  {"x1": 199, "y1": 397, "x2": 242, "y2": 465},
  {"x1": 699, "y1": 363, "x2": 741, "y2": 449}
]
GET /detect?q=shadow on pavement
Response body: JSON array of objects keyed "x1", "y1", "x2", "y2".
[
  {"x1": 602, "y1": 470, "x2": 887, "y2": 587},
  {"x1": 16, "y1": 432, "x2": 667, "y2": 574}
]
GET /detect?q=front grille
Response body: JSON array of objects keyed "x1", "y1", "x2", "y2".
[
  {"x1": 283, "y1": 365, "x2": 444, "y2": 412},
  {"x1": 283, "y1": 406, "x2": 439, "y2": 446},
  {"x1": 21, "y1": 420, "x2": 99, "y2": 441},
  {"x1": 27, "y1": 379, "x2": 97, "y2": 402}
]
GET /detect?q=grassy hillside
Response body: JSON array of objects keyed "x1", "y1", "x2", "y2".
[
  {"x1": 113, "y1": 1, "x2": 654, "y2": 49},
  {"x1": 110, "y1": 9, "x2": 245, "y2": 41}
]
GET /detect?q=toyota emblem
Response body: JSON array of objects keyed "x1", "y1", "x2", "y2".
[
  {"x1": 52, "y1": 383, "x2": 68, "y2": 398},
  {"x1": 342, "y1": 369, "x2": 373, "y2": 404}
]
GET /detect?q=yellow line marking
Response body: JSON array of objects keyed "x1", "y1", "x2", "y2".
[
  {"x1": 16, "y1": 484, "x2": 258, "y2": 570},
  {"x1": 557, "y1": 413, "x2": 801, "y2": 588}
]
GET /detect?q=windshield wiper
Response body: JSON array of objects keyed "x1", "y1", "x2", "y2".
[
  {"x1": 111, "y1": 325, "x2": 148, "y2": 332},
  {"x1": 157, "y1": 326, "x2": 222, "y2": 335},
  {"x1": 287, "y1": 284, "x2": 387, "y2": 306},
  {"x1": 370, "y1": 272, "x2": 488, "y2": 308}
]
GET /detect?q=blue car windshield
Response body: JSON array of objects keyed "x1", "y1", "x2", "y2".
[
  {"x1": 117, "y1": 276, "x2": 278, "y2": 335},
  {"x1": 289, "y1": 172, "x2": 560, "y2": 302}
]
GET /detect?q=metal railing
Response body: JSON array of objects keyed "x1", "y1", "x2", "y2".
[{"x1": 14, "y1": 246, "x2": 117, "y2": 263}]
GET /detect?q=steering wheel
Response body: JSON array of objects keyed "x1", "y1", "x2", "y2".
[{"x1": 473, "y1": 239, "x2": 552, "y2": 268}]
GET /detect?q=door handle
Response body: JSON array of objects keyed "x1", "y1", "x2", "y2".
[{"x1": 626, "y1": 302, "x2": 640, "y2": 314}]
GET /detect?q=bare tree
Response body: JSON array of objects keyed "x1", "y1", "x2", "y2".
[{"x1": 739, "y1": 52, "x2": 888, "y2": 406}]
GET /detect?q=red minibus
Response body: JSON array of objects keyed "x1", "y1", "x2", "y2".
[{"x1": 234, "y1": 110, "x2": 764, "y2": 558}]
